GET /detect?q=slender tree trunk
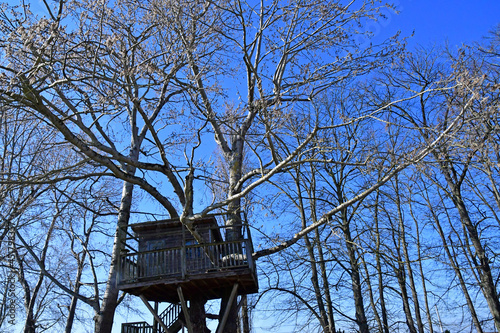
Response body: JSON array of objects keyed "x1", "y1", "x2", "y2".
[
  {"x1": 316, "y1": 231, "x2": 336, "y2": 333},
  {"x1": 304, "y1": 231, "x2": 329, "y2": 330},
  {"x1": 13, "y1": 242, "x2": 34, "y2": 333},
  {"x1": 409, "y1": 203, "x2": 434, "y2": 333},
  {"x1": 65, "y1": 255, "x2": 85, "y2": 333},
  {"x1": 19, "y1": 210, "x2": 57, "y2": 333},
  {"x1": 395, "y1": 261, "x2": 417, "y2": 333},
  {"x1": 341, "y1": 208, "x2": 369, "y2": 333},
  {"x1": 374, "y1": 192, "x2": 390, "y2": 333},
  {"x1": 394, "y1": 179, "x2": 425, "y2": 333},
  {"x1": 390, "y1": 213, "x2": 417, "y2": 333},
  {"x1": 94, "y1": 180, "x2": 134, "y2": 333},
  {"x1": 440, "y1": 165, "x2": 500, "y2": 331},
  {"x1": 361, "y1": 254, "x2": 383, "y2": 333},
  {"x1": 311, "y1": 172, "x2": 335, "y2": 333},
  {"x1": 430, "y1": 203, "x2": 484, "y2": 333},
  {"x1": 298, "y1": 172, "x2": 329, "y2": 331}
]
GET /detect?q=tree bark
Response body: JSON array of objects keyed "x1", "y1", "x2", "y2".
[
  {"x1": 190, "y1": 296, "x2": 209, "y2": 333},
  {"x1": 94, "y1": 180, "x2": 134, "y2": 333}
]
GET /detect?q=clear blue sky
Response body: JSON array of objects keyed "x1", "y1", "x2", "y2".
[{"x1": 382, "y1": 1, "x2": 500, "y2": 49}]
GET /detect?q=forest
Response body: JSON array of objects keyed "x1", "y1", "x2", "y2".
[{"x1": 0, "y1": 0, "x2": 499, "y2": 332}]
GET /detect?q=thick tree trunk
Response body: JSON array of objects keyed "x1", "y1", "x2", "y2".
[
  {"x1": 219, "y1": 144, "x2": 244, "y2": 333},
  {"x1": 218, "y1": 288, "x2": 239, "y2": 333},
  {"x1": 190, "y1": 297, "x2": 209, "y2": 333}
]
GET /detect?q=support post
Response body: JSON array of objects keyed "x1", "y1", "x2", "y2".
[
  {"x1": 153, "y1": 301, "x2": 159, "y2": 333},
  {"x1": 139, "y1": 295, "x2": 171, "y2": 333},
  {"x1": 181, "y1": 225, "x2": 186, "y2": 279},
  {"x1": 216, "y1": 283, "x2": 239, "y2": 333},
  {"x1": 177, "y1": 286, "x2": 193, "y2": 333}
]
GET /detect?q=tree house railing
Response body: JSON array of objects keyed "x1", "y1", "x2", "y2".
[{"x1": 118, "y1": 238, "x2": 256, "y2": 284}]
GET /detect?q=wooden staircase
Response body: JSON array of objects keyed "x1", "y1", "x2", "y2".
[{"x1": 122, "y1": 303, "x2": 183, "y2": 333}]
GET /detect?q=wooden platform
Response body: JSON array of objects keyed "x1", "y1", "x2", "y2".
[{"x1": 119, "y1": 266, "x2": 258, "y2": 303}]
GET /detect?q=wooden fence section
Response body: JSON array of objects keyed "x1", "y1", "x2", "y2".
[
  {"x1": 119, "y1": 239, "x2": 255, "y2": 284},
  {"x1": 121, "y1": 321, "x2": 154, "y2": 333}
]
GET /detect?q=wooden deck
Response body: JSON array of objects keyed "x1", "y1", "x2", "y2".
[{"x1": 117, "y1": 237, "x2": 258, "y2": 303}]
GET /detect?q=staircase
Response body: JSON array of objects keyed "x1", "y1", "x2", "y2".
[{"x1": 122, "y1": 303, "x2": 183, "y2": 333}]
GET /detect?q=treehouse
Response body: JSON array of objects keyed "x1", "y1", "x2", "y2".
[{"x1": 117, "y1": 216, "x2": 258, "y2": 333}]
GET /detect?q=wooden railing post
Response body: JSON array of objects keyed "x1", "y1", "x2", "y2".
[{"x1": 181, "y1": 243, "x2": 186, "y2": 279}]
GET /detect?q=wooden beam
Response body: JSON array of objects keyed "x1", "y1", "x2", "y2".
[
  {"x1": 139, "y1": 295, "x2": 172, "y2": 333},
  {"x1": 216, "y1": 283, "x2": 239, "y2": 333},
  {"x1": 177, "y1": 286, "x2": 193, "y2": 333},
  {"x1": 153, "y1": 301, "x2": 159, "y2": 332}
]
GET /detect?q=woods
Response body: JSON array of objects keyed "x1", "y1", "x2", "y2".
[{"x1": 0, "y1": 0, "x2": 499, "y2": 332}]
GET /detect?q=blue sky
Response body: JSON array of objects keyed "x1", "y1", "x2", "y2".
[{"x1": 383, "y1": 1, "x2": 500, "y2": 49}]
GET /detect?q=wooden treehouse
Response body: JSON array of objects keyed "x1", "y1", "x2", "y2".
[{"x1": 117, "y1": 216, "x2": 258, "y2": 333}]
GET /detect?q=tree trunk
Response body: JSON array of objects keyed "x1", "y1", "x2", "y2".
[
  {"x1": 374, "y1": 191, "x2": 390, "y2": 333},
  {"x1": 218, "y1": 288, "x2": 239, "y2": 333},
  {"x1": 94, "y1": 180, "x2": 134, "y2": 333},
  {"x1": 395, "y1": 262, "x2": 417, "y2": 333},
  {"x1": 300, "y1": 183, "x2": 329, "y2": 331},
  {"x1": 65, "y1": 258, "x2": 85, "y2": 333},
  {"x1": 341, "y1": 208, "x2": 369, "y2": 333},
  {"x1": 219, "y1": 141, "x2": 244, "y2": 333},
  {"x1": 191, "y1": 297, "x2": 209, "y2": 333},
  {"x1": 361, "y1": 254, "x2": 383, "y2": 333},
  {"x1": 430, "y1": 202, "x2": 484, "y2": 333},
  {"x1": 390, "y1": 214, "x2": 417, "y2": 333},
  {"x1": 394, "y1": 179, "x2": 425, "y2": 333},
  {"x1": 240, "y1": 295, "x2": 250, "y2": 333},
  {"x1": 410, "y1": 205, "x2": 434, "y2": 333},
  {"x1": 439, "y1": 162, "x2": 500, "y2": 332}
]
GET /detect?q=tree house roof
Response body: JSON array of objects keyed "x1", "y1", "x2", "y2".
[{"x1": 130, "y1": 216, "x2": 222, "y2": 242}]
